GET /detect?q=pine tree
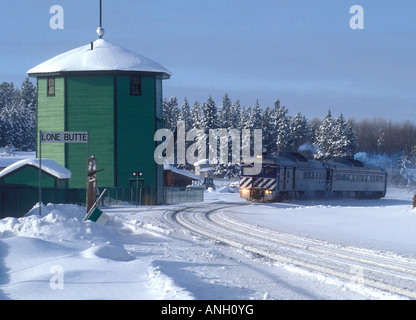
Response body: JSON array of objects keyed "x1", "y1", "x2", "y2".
[
  {"x1": 289, "y1": 112, "x2": 309, "y2": 153},
  {"x1": 251, "y1": 100, "x2": 262, "y2": 130},
  {"x1": 200, "y1": 95, "x2": 218, "y2": 132},
  {"x1": 273, "y1": 103, "x2": 291, "y2": 153},
  {"x1": 230, "y1": 99, "x2": 241, "y2": 130},
  {"x1": 346, "y1": 119, "x2": 358, "y2": 157},
  {"x1": 239, "y1": 105, "x2": 250, "y2": 130},
  {"x1": 0, "y1": 82, "x2": 17, "y2": 146},
  {"x1": 16, "y1": 78, "x2": 37, "y2": 150},
  {"x1": 162, "y1": 96, "x2": 179, "y2": 131},
  {"x1": 314, "y1": 109, "x2": 334, "y2": 160},
  {"x1": 261, "y1": 106, "x2": 274, "y2": 154},
  {"x1": 179, "y1": 97, "x2": 192, "y2": 130},
  {"x1": 218, "y1": 93, "x2": 232, "y2": 128},
  {"x1": 332, "y1": 113, "x2": 350, "y2": 158},
  {"x1": 0, "y1": 79, "x2": 37, "y2": 151},
  {"x1": 190, "y1": 101, "x2": 201, "y2": 129}
]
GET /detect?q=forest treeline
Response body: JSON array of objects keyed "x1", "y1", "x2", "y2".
[
  {"x1": 1, "y1": 80, "x2": 415, "y2": 183},
  {"x1": 163, "y1": 93, "x2": 416, "y2": 159}
]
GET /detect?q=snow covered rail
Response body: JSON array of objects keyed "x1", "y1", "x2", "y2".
[{"x1": 170, "y1": 203, "x2": 416, "y2": 299}]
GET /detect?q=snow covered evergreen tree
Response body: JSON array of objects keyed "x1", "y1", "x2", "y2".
[
  {"x1": 190, "y1": 101, "x2": 201, "y2": 129},
  {"x1": 163, "y1": 96, "x2": 179, "y2": 131},
  {"x1": 179, "y1": 97, "x2": 192, "y2": 130},
  {"x1": 332, "y1": 113, "x2": 350, "y2": 158},
  {"x1": 251, "y1": 100, "x2": 262, "y2": 130},
  {"x1": 0, "y1": 82, "x2": 17, "y2": 146},
  {"x1": 200, "y1": 95, "x2": 218, "y2": 132},
  {"x1": 0, "y1": 79, "x2": 37, "y2": 150},
  {"x1": 314, "y1": 110, "x2": 334, "y2": 160},
  {"x1": 289, "y1": 112, "x2": 309, "y2": 153},
  {"x1": 346, "y1": 119, "x2": 358, "y2": 157},
  {"x1": 230, "y1": 99, "x2": 241, "y2": 130},
  {"x1": 261, "y1": 106, "x2": 274, "y2": 154},
  {"x1": 218, "y1": 93, "x2": 232, "y2": 128},
  {"x1": 314, "y1": 111, "x2": 357, "y2": 160},
  {"x1": 273, "y1": 102, "x2": 291, "y2": 153}
]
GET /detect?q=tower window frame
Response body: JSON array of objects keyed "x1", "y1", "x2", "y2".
[
  {"x1": 130, "y1": 76, "x2": 142, "y2": 96},
  {"x1": 47, "y1": 77, "x2": 55, "y2": 96}
]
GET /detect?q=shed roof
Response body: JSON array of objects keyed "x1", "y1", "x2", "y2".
[
  {"x1": 27, "y1": 39, "x2": 171, "y2": 79},
  {"x1": 163, "y1": 161, "x2": 200, "y2": 181},
  {"x1": 0, "y1": 159, "x2": 71, "y2": 180}
]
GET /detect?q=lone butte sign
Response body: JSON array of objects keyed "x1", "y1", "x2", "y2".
[
  {"x1": 40, "y1": 131, "x2": 88, "y2": 143},
  {"x1": 38, "y1": 131, "x2": 89, "y2": 216}
]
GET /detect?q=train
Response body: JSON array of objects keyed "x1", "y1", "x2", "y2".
[{"x1": 239, "y1": 152, "x2": 387, "y2": 202}]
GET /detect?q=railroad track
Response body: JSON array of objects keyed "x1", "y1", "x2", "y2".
[{"x1": 166, "y1": 202, "x2": 416, "y2": 299}]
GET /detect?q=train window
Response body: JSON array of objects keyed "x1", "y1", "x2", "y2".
[
  {"x1": 264, "y1": 167, "x2": 274, "y2": 175},
  {"x1": 243, "y1": 167, "x2": 253, "y2": 175},
  {"x1": 349, "y1": 174, "x2": 354, "y2": 181}
]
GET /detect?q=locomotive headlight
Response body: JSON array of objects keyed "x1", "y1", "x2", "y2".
[
  {"x1": 265, "y1": 190, "x2": 272, "y2": 194},
  {"x1": 241, "y1": 188, "x2": 249, "y2": 194}
]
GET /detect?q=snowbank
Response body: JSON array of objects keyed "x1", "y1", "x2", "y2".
[
  {"x1": 0, "y1": 203, "x2": 193, "y2": 300},
  {"x1": 1, "y1": 187, "x2": 416, "y2": 300}
]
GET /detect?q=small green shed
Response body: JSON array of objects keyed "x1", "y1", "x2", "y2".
[
  {"x1": 27, "y1": 37, "x2": 171, "y2": 204},
  {"x1": 0, "y1": 159, "x2": 71, "y2": 188}
]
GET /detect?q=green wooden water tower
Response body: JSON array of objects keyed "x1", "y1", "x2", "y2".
[{"x1": 27, "y1": 22, "x2": 171, "y2": 204}]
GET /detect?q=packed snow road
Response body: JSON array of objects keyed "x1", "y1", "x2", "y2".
[
  {"x1": 2, "y1": 187, "x2": 416, "y2": 299},
  {"x1": 165, "y1": 201, "x2": 416, "y2": 299}
]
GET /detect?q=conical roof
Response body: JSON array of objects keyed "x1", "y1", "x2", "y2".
[{"x1": 27, "y1": 39, "x2": 171, "y2": 79}]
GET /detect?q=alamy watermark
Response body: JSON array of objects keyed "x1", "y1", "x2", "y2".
[
  {"x1": 49, "y1": 4, "x2": 364, "y2": 31},
  {"x1": 49, "y1": 265, "x2": 64, "y2": 290},
  {"x1": 154, "y1": 121, "x2": 263, "y2": 175},
  {"x1": 350, "y1": 5, "x2": 364, "y2": 30},
  {"x1": 49, "y1": 5, "x2": 64, "y2": 30}
]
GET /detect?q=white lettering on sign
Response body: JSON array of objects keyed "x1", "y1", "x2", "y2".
[{"x1": 41, "y1": 131, "x2": 88, "y2": 143}]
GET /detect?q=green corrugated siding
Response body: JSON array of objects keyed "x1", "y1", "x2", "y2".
[
  {"x1": 155, "y1": 77, "x2": 164, "y2": 204},
  {"x1": 116, "y1": 76, "x2": 157, "y2": 193},
  {"x1": 66, "y1": 76, "x2": 114, "y2": 188},
  {"x1": 2, "y1": 166, "x2": 55, "y2": 188},
  {"x1": 37, "y1": 77, "x2": 65, "y2": 166}
]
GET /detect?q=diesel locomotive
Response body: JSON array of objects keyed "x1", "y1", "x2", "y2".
[{"x1": 240, "y1": 152, "x2": 387, "y2": 202}]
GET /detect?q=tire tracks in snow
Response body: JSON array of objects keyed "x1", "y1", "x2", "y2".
[{"x1": 168, "y1": 202, "x2": 416, "y2": 299}]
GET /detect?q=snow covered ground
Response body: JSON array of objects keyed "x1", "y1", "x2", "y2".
[{"x1": 1, "y1": 186, "x2": 416, "y2": 300}]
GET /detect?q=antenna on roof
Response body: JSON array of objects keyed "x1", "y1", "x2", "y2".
[{"x1": 96, "y1": 0, "x2": 105, "y2": 39}]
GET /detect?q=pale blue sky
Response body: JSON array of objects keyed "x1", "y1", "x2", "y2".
[{"x1": 1, "y1": 0, "x2": 415, "y2": 122}]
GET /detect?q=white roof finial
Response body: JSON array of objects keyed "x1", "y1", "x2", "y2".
[{"x1": 96, "y1": 0, "x2": 105, "y2": 38}]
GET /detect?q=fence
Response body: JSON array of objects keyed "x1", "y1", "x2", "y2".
[
  {"x1": 0, "y1": 183, "x2": 152, "y2": 219},
  {"x1": 164, "y1": 186, "x2": 205, "y2": 204},
  {"x1": 0, "y1": 184, "x2": 205, "y2": 219}
]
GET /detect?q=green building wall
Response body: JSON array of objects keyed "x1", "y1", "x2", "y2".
[
  {"x1": 1, "y1": 166, "x2": 59, "y2": 188},
  {"x1": 66, "y1": 76, "x2": 115, "y2": 188},
  {"x1": 36, "y1": 73, "x2": 163, "y2": 203},
  {"x1": 116, "y1": 75, "x2": 156, "y2": 190},
  {"x1": 37, "y1": 77, "x2": 65, "y2": 166}
]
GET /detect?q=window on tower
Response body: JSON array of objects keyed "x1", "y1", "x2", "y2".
[
  {"x1": 47, "y1": 77, "x2": 55, "y2": 96},
  {"x1": 130, "y1": 76, "x2": 141, "y2": 96}
]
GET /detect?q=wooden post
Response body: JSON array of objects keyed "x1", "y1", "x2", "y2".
[
  {"x1": 412, "y1": 192, "x2": 416, "y2": 209},
  {"x1": 87, "y1": 156, "x2": 98, "y2": 213}
]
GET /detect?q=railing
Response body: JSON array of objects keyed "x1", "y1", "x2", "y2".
[
  {"x1": 0, "y1": 183, "x2": 206, "y2": 219},
  {"x1": 164, "y1": 186, "x2": 205, "y2": 204},
  {"x1": 0, "y1": 184, "x2": 152, "y2": 219}
]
